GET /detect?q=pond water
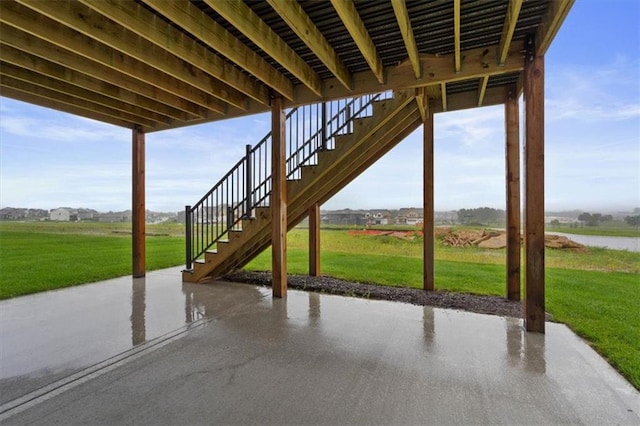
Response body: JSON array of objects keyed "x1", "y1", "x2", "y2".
[{"x1": 548, "y1": 232, "x2": 640, "y2": 252}]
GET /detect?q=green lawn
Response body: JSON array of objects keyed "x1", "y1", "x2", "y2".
[
  {"x1": 0, "y1": 222, "x2": 638, "y2": 389},
  {"x1": 546, "y1": 221, "x2": 639, "y2": 237},
  {"x1": 0, "y1": 223, "x2": 184, "y2": 298},
  {"x1": 246, "y1": 229, "x2": 640, "y2": 390}
]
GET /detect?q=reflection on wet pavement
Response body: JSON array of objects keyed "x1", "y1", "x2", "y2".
[{"x1": 1, "y1": 267, "x2": 638, "y2": 424}]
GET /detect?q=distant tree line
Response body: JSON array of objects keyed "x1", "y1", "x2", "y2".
[
  {"x1": 577, "y1": 212, "x2": 613, "y2": 227},
  {"x1": 624, "y1": 215, "x2": 640, "y2": 227},
  {"x1": 457, "y1": 207, "x2": 505, "y2": 226}
]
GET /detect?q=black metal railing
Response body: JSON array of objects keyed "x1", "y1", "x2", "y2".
[{"x1": 185, "y1": 91, "x2": 392, "y2": 269}]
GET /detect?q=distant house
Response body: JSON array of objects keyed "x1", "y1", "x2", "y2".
[
  {"x1": 76, "y1": 208, "x2": 97, "y2": 220},
  {"x1": 50, "y1": 208, "x2": 72, "y2": 221},
  {"x1": 395, "y1": 208, "x2": 424, "y2": 226},
  {"x1": 323, "y1": 209, "x2": 367, "y2": 226},
  {"x1": 0, "y1": 207, "x2": 23, "y2": 220},
  {"x1": 367, "y1": 209, "x2": 391, "y2": 225},
  {"x1": 97, "y1": 210, "x2": 132, "y2": 223}
]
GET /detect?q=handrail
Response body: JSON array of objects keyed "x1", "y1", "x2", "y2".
[{"x1": 185, "y1": 91, "x2": 392, "y2": 269}]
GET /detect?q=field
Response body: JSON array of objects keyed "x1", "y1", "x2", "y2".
[
  {"x1": 0, "y1": 221, "x2": 185, "y2": 298},
  {"x1": 0, "y1": 221, "x2": 638, "y2": 389},
  {"x1": 546, "y1": 220, "x2": 639, "y2": 237}
]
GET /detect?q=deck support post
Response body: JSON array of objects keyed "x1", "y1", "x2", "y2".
[
  {"x1": 523, "y1": 36, "x2": 545, "y2": 332},
  {"x1": 132, "y1": 125, "x2": 145, "y2": 278},
  {"x1": 271, "y1": 95, "x2": 287, "y2": 298},
  {"x1": 309, "y1": 203, "x2": 320, "y2": 276},
  {"x1": 505, "y1": 86, "x2": 521, "y2": 301},
  {"x1": 423, "y1": 108, "x2": 435, "y2": 291}
]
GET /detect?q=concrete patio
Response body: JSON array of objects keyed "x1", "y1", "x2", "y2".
[{"x1": 1, "y1": 267, "x2": 638, "y2": 425}]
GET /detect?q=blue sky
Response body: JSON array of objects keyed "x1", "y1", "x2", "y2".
[{"x1": 1, "y1": 1, "x2": 638, "y2": 213}]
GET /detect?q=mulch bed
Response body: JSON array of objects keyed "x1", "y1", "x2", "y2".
[{"x1": 222, "y1": 270, "x2": 549, "y2": 320}]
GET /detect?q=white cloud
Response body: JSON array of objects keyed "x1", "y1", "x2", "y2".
[{"x1": 546, "y1": 60, "x2": 640, "y2": 123}]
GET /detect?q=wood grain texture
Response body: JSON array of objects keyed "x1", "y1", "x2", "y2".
[
  {"x1": 132, "y1": 127, "x2": 146, "y2": 278},
  {"x1": 423, "y1": 112, "x2": 435, "y2": 291},
  {"x1": 271, "y1": 96, "x2": 287, "y2": 297},
  {"x1": 505, "y1": 87, "x2": 521, "y2": 301},
  {"x1": 523, "y1": 54, "x2": 545, "y2": 332},
  {"x1": 309, "y1": 204, "x2": 321, "y2": 277}
]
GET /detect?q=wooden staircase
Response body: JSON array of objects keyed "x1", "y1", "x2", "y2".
[{"x1": 183, "y1": 90, "x2": 423, "y2": 283}]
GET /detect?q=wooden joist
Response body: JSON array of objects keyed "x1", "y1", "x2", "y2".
[
  {"x1": 0, "y1": 63, "x2": 165, "y2": 127},
  {"x1": 330, "y1": 0, "x2": 384, "y2": 84},
  {"x1": 478, "y1": 75, "x2": 489, "y2": 106},
  {"x1": 498, "y1": 0, "x2": 524, "y2": 66},
  {"x1": 267, "y1": 0, "x2": 351, "y2": 91},
  {"x1": 142, "y1": 0, "x2": 294, "y2": 101},
  {"x1": 0, "y1": 3, "x2": 226, "y2": 117},
  {"x1": 205, "y1": 0, "x2": 322, "y2": 97},
  {"x1": 391, "y1": 0, "x2": 421, "y2": 79},
  {"x1": 73, "y1": 0, "x2": 264, "y2": 107},
  {"x1": 454, "y1": 0, "x2": 461, "y2": 73}
]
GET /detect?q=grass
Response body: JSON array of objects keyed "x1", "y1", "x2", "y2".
[
  {"x1": 0, "y1": 222, "x2": 638, "y2": 389},
  {"x1": 546, "y1": 221, "x2": 639, "y2": 237},
  {"x1": 245, "y1": 229, "x2": 640, "y2": 390},
  {"x1": 0, "y1": 222, "x2": 184, "y2": 298}
]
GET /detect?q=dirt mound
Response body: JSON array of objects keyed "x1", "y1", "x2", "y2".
[
  {"x1": 437, "y1": 228, "x2": 584, "y2": 250},
  {"x1": 545, "y1": 234, "x2": 585, "y2": 249}
]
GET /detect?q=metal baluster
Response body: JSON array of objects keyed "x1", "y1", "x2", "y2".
[
  {"x1": 245, "y1": 144, "x2": 252, "y2": 218},
  {"x1": 185, "y1": 205, "x2": 192, "y2": 269}
]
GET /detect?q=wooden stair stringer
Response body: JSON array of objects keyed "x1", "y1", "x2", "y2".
[
  {"x1": 219, "y1": 103, "x2": 423, "y2": 277},
  {"x1": 202, "y1": 101, "x2": 423, "y2": 280},
  {"x1": 293, "y1": 92, "x2": 414, "y2": 195},
  {"x1": 184, "y1": 92, "x2": 421, "y2": 282}
]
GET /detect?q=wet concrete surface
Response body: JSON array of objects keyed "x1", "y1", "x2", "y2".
[{"x1": 1, "y1": 268, "x2": 638, "y2": 424}]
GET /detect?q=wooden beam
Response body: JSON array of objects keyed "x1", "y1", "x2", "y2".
[
  {"x1": 309, "y1": 203, "x2": 321, "y2": 277},
  {"x1": 141, "y1": 0, "x2": 293, "y2": 102},
  {"x1": 135, "y1": 41, "x2": 527, "y2": 128},
  {"x1": 266, "y1": 0, "x2": 351, "y2": 91},
  {"x1": 438, "y1": 85, "x2": 507, "y2": 113},
  {"x1": 478, "y1": 75, "x2": 489, "y2": 106},
  {"x1": 205, "y1": 0, "x2": 321, "y2": 97},
  {"x1": 132, "y1": 126, "x2": 146, "y2": 278},
  {"x1": 415, "y1": 87, "x2": 428, "y2": 122},
  {"x1": 231, "y1": 41, "x2": 526, "y2": 116},
  {"x1": 0, "y1": 85, "x2": 136, "y2": 129},
  {"x1": 535, "y1": 0, "x2": 575, "y2": 56},
  {"x1": 0, "y1": 73, "x2": 157, "y2": 128},
  {"x1": 0, "y1": 61, "x2": 170, "y2": 126},
  {"x1": 505, "y1": 86, "x2": 521, "y2": 301},
  {"x1": 72, "y1": 0, "x2": 264, "y2": 108},
  {"x1": 391, "y1": 0, "x2": 421, "y2": 79},
  {"x1": 498, "y1": 0, "x2": 523, "y2": 65},
  {"x1": 523, "y1": 39, "x2": 545, "y2": 333},
  {"x1": 0, "y1": 4, "x2": 225, "y2": 117},
  {"x1": 271, "y1": 96, "x2": 287, "y2": 298},
  {"x1": 330, "y1": 0, "x2": 384, "y2": 84},
  {"x1": 454, "y1": 0, "x2": 461, "y2": 73},
  {"x1": 440, "y1": 82, "x2": 447, "y2": 111},
  {"x1": 15, "y1": 0, "x2": 247, "y2": 110},
  {"x1": 0, "y1": 42, "x2": 189, "y2": 123},
  {"x1": 423, "y1": 109, "x2": 434, "y2": 291}
]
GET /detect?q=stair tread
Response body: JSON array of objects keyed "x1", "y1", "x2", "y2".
[{"x1": 184, "y1": 92, "x2": 411, "y2": 283}]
